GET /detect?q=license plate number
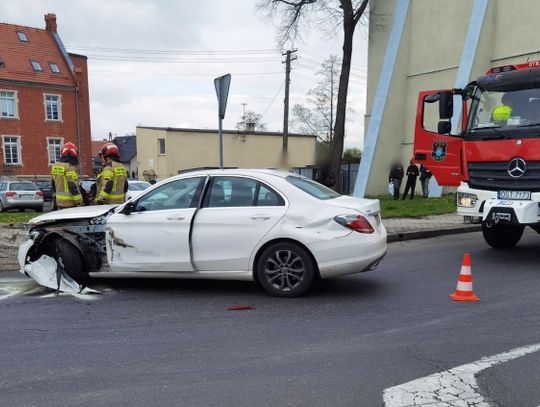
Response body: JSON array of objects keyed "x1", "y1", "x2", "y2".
[
  {"x1": 497, "y1": 190, "x2": 531, "y2": 200},
  {"x1": 20, "y1": 194, "x2": 33, "y2": 199}
]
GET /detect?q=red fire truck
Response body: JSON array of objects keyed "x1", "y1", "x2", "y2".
[{"x1": 414, "y1": 61, "x2": 540, "y2": 248}]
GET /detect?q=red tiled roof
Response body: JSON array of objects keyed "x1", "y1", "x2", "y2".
[{"x1": 0, "y1": 22, "x2": 74, "y2": 87}]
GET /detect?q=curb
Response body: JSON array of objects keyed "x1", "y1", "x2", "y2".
[{"x1": 387, "y1": 225, "x2": 482, "y2": 243}]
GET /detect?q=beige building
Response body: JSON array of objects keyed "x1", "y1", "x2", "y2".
[
  {"x1": 356, "y1": 0, "x2": 540, "y2": 196},
  {"x1": 136, "y1": 126, "x2": 316, "y2": 180}
]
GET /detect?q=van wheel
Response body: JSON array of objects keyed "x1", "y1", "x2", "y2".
[
  {"x1": 46, "y1": 238, "x2": 89, "y2": 287},
  {"x1": 482, "y1": 223, "x2": 524, "y2": 249},
  {"x1": 256, "y1": 242, "x2": 315, "y2": 297}
]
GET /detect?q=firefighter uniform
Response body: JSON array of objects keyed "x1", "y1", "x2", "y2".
[
  {"x1": 51, "y1": 162, "x2": 83, "y2": 208},
  {"x1": 95, "y1": 161, "x2": 128, "y2": 204}
]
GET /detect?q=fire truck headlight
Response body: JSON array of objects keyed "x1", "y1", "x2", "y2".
[{"x1": 457, "y1": 192, "x2": 478, "y2": 208}]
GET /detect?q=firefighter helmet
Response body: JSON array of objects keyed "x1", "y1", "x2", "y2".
[
  {"x1": 61, "y1": 142, "x2": 78, "y2": 158},
  {"x1": 100, "y1": 142, "x2": 120, "y2": 158},
  {"x1": 492, "y1": 105, "x2": 513, "y2": 121}
]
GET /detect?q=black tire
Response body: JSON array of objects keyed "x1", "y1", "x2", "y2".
[
  {"x1": 36, "y1": 206, "x2": 44, "y2": 213},
  {"x1": 482, "y1": 222, "x2": 524, "y2": 249},
  {"x1": 0, "y1": 201, "x2": 4, "y2": 212},
  {"x1": 46, "y1": 238, "x2": 89, "y2": 286},
  {"x1": 256, "y1": 242, "x2": 315, "y2": 297}
]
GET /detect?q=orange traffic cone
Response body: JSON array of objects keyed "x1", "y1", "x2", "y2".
[{"x1": 449, "y1": 253, "x2": 480, "y2": 302}]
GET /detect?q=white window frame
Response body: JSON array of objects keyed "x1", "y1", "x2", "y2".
[
  {"x1": 158, "y1": 138, "x2": 166, "y2": 155},
  {"x1": 0, "y1": 90, "x2": 19, "y2": 119},
  {"x1": 43, "y1": 93, "x2": 62, "y2": 122},
  {"x1": 2, "y1": 135, "x2": 22, "y2": 166},
  {"x1": 47, "y1": 137, "x2": 64, "y2": 165}
]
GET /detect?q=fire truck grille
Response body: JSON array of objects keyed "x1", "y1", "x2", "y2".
[{"x1": 468, "y1": 161, "x2": 540, "y2": 192}]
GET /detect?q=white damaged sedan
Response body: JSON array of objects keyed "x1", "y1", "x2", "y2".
[{"x1": 19, "y1": 170, "x2": 387, "y2": 297}]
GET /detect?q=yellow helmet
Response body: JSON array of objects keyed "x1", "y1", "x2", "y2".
[{"x1": 492, "y1": 105, "x2": 513, "y2": 121}]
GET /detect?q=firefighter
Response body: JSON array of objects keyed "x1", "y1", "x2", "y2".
[
  {"x1": 51, "y1": 142, "x2": 84, "y2": 209},
  {"x1": 95, "y1": 142, "x2": 128, "y2": 205}
]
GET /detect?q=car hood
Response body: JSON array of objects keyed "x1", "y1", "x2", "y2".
[
  {"x1": 29, "y1": 205, "x2": 118, "y2": 225},
  {"x1": 326, "y1": 196, "x2": 381, "y2": 215}
]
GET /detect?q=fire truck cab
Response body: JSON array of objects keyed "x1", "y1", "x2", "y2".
[{"x1": 414, "y1": 61, "x2": 540, "y2": 248}]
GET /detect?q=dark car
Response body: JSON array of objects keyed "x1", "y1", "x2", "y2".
[{"x1": 35, "y1": 180, "x2": 53, "y2": 202}]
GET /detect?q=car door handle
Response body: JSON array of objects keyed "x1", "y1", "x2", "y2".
[
  {"x1": 251, "y1": 215, "x2": 271, "y2": 220},
  {"x1": 167, "y1": 216, "x2": 185, "y2": 221}
]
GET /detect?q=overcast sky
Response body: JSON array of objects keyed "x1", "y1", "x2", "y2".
[{"x1": 1, "y1": 0, "x2": 368, "y2": 149}]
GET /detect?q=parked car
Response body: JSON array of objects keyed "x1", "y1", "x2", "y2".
[
  {"x1": 126, "y1": 180, "x2": 151, "y2": 201},
  {"x1": 35, "y1": 180, "x2": 53, "y2": 202},
  {"x1": 0, "y1": 181, "x2": 44, "y2": 212},
  {"x1": 19, "y1": 170, "x2": 387, "y2": 297}
]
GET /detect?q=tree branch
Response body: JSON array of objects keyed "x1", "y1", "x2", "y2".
[{"x1": 353, "y1": 0, "x2": 369, "y2": 26}]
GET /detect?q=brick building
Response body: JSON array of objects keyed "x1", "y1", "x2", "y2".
[{"x1": 0, "y1": 13, "x2": 92, "y2": 179}]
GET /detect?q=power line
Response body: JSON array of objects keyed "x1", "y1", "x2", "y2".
[
  {"x1": 260, "y1": 81, "x2": 286, "y2": 119},
  {"x1": 91, "y1": 70, "x2": 283, "y2": 77},
  {"x1": 67, "y1": 44, "x2": 281, "y2": 55}
]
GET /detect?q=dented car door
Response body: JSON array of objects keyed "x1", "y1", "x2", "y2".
[{"x1": 105, "y1": 177, "x2": 205, "y2": 272}]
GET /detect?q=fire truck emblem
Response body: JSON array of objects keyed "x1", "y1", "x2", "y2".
[
  {"x1": 508, "y1": 157, "x2": 526, "y2": 178},
  {"x1": 432, "y1": 141, "x2": 447, "y2": 162}
]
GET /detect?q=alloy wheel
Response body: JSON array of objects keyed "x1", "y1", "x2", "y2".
[{"x1": 264, "y1": 249, "x2": 305, "y2": 292}]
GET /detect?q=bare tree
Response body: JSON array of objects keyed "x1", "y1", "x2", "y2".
[
  {"x1": 292, "y1": 55, "x2": 342, "y2": 145},
  {"x1": 258, "y1": 0, "x2": 368, "y2": 190},
  {"x1": 236, "y1": 110, "x2": 267, "y2": 132}
]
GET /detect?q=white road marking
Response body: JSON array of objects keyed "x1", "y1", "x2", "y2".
[{"x1": 383, "y1": 343, "x2": 540, "y2": 406}]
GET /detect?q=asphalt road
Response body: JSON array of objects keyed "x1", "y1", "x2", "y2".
[{"x1": 1, "y1": 230, "x2": 540, "y2": 406}]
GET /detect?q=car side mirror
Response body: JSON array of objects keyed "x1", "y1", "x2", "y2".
[
  {"x1": 122, "y1": 201, "x2": 136, "y2": 215},
  {"x1": 437, "y1": 120, "x2": 452, "y2": 134}
]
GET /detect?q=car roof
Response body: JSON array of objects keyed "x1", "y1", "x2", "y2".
[{"x1": 174, "y1": 169, "x2": 296, "y2": 180}]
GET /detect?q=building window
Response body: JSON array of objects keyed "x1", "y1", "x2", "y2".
[
  {"x1": 0, "y1": 91, "x2": 17, "y2": 119},
  {"x1": 49, "y1": 62, "x2": 60, "y2": 74},
  {"x1": 17, "y1": 31, "x2": 28, "y2": 42},
  {"x1": 2, "y1": 136, "x2": 21, "y2": 165},
  {"x1": 0, "y1": 57, "x2": 5, "y2": 69},
  {"x1": 44, "y1": 94, "x2": 62, "y2": 121},
  {"x1": 158, "y1": 138, "x2": 166, "y2": 155},
  {"x1": 47, "y1": 138, "x2": 63, "y2": 164},
  {"x1": 31, "y1": 60, "x2": 42, "y2": 72}
]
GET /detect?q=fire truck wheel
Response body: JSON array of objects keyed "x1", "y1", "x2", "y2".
[{"x1": 482, "y1": 223, "x2": 524, "y2": 249}]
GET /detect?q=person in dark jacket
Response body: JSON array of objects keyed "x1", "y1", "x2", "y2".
[
  {"x1": 420, "y1": 164, "x2": 432, "y2": 198},
  {"x1": 389, "y1": 161, "x2": 404, "y2": 200},
  {"x1": 402, "y1": 159, "x2": 419, "y2": 200}
]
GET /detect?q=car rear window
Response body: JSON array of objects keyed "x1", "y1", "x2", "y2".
[
  {"x1": 129, "y1": 182, "x2": 151, "y2": 191},
  {"x1": 286, "y1": 176, "x2": 340, "y2": 200},
  {"x1": 9, "y1": 183, "x2": 39, "y2": 191},
  {"x1": 36, "y1": 181, "x2": 51, "y2": 188}
]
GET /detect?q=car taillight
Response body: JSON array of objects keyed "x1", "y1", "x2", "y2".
[
  {"x1": 36, "y1": 191, "x2": 44, "y2": 197},
  {"x1": 6, "y1": 192, "x2": 16, "y2": 198},
  {"x1": 334, "y1": 214, "x2": 374, "y2": 234}
]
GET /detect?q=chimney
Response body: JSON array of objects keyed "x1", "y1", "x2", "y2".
[{"x1": 45, "y1": 13, "x2": 57, "y2": 33}]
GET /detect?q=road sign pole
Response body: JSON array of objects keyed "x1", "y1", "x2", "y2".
[
  {"x1": 214, "y1": 74, "x2": 231, "y2": 170},
  {"x1": 218, "y1": 114, "x2": 224, "y2": 169}
]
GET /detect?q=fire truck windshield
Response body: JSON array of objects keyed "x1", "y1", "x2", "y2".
[{"x1": 468, "y1": 87, "x2": 540, "y2": 139}]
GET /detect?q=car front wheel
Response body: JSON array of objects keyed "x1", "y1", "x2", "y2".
[
  {"x1": 45, "y1": 238, "x2": 89, "y2": 287},
  {"x1": 256, "y1": 242, "x2": 315, "y2": 297}
]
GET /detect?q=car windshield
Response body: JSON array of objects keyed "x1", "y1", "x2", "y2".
[
  {"x1": 468, "y1": 87, "x2": 540, "y2": 136},
  {"x1": 36, "y1": 181, "x2": 51, "y2": 188},
  {"x1": 10, "y1": 183, "x2": 38, "y2": 191},
  {"x1": 129, "y1": 182, "x2": 151, "y2": 191},
  {"x1": 286, "y1": 176, "x2": 340, "y2": 200}
]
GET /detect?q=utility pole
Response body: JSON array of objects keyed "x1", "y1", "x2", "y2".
[
  {"x1": 282, "y1": 49, "x2": 297, "y2": 162},
  {"x1": 329, "y1": 57, "x2": 334, "y2": 146}
]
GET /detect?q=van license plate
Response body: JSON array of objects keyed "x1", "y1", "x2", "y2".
[{"x1": 497, "y1": 190, "x2": 531, "y2": 200}]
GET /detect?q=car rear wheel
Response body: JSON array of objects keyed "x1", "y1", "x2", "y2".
[
  {"x1": 45, "y1": 238, "x2": 89, "y2": 287},
  {"x1": 256, "y1": 242, "x2": 315, "y2": 297},
  {"x1": 482, "y1": 222, "x2": 524, "y2": 249},
  {"x1": 0, "y1": 201, "x2": 4, "y2": 212}
]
